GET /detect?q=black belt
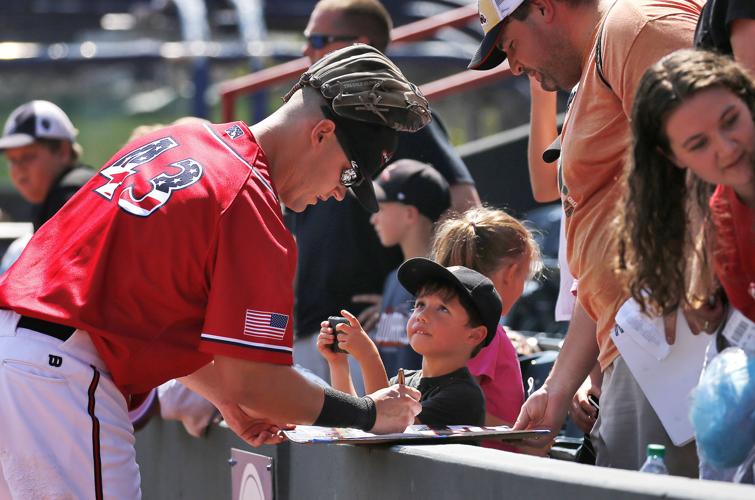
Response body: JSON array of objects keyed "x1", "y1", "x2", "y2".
[{"x1": 17, "y1": 315, "x2": 76, "y2": 342}]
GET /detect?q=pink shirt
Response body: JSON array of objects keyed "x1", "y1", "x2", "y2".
[{"x1": 467, "y1": 323, "x2": 524, "y2": 451}]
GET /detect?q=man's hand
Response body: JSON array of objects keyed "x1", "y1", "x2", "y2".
[
  {"x1": 353, "y1": 294, "x2": 382, "y2": 332},
  {"x1": 569, "y1": 376, "x2": 600, "y2": 434},
  {"x1": 368, "y1": 384, "x2": 422, "y2": 434},
  {"x1": 512, "y1": 385, "x2": 567, "y2": 449},
  {"x1": 218, "y1": 403, "x2": 291, "y2": 447}
]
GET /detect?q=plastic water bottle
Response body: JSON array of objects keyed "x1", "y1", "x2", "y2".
[{"x1": 639, "y1": 444, "x2": 669, "y2": 474}]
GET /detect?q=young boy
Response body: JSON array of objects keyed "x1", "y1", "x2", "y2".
[
  {"x1": 367, "y1": 159, "x2": 451, "y2": 376},
  {"x1": 318, "y1": 257, "x2": 502, "y2": 426}
]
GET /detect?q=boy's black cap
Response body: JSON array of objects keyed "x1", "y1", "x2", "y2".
[
  {"x1": 397, "y1": 257, "x2": 503, "y2": 347},
  {"x1": 373, "y1": 160, "x2": 451, "y2": 222}
]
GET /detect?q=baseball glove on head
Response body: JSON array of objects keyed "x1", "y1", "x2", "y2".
[
  {"x1": 285, "y1": 44, "x2": 431, "y2": 133},
  {"x1": 284, "y1": 44, "x2": 431, "y2": 213}
]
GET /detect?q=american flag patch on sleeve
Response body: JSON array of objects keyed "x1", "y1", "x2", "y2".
[{"x1": 244, "y1": 309, "x2": 289, "y2": 340}]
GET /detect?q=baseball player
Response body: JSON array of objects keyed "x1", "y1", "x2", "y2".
[{"x1": 0, "y1": 45, "x2": 428, "y2": 499}]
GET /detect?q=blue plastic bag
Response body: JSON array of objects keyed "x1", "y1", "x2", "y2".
[{"x1": 690, "y1": 348, "x2": 755, "y2": 469}]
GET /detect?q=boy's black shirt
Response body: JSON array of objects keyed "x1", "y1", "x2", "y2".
[{"x1": 389, "y1": 366, "x2": 485, "y2": 426}]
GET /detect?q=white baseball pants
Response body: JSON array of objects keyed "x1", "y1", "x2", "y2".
[{"x1": 0, "y1": 310, "x2": 141, "y2": 499}]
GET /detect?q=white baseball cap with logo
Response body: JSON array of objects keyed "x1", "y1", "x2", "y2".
[
  {"x1": 468, "y1": 0, "x2": 526, "y2": 70},
  {"x1": 0, "y1": 100, "x2": 78, "y2": 150}
]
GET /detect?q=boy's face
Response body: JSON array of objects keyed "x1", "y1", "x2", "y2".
[
  {"x1": 406, "y1": 289, "x2": 483, "y2": 357},
  {"x1": 370, "y1": 201, "x2": 412, "y2": 247},
  {"x1": 4, "y1": 142, "x2": 70, "y2": 204}
]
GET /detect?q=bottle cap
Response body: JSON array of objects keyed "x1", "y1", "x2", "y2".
[{"x1": 647, "y1": 444, "x2": 666, "y2": 458}]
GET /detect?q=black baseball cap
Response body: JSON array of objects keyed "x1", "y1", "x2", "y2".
[
  {"x1": 468, "y1": 0, "x2": 527, "y2": 71},
  {"x1": 373, "y1": 159, "x2": 451, "y2": 222},
  {"x1": 285, "y1": 44, "x2": 431, "y2": 213},
  {"x1": 323, "y1": 106, "x2": 398, "y2": 213},
  {"x1": 398, "y1": 257, "x2": 503, "y2": 347}
]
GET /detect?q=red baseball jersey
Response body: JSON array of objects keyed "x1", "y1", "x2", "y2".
[{"x1": 0, "y1": 121, "x2": 297, "y2": 396}]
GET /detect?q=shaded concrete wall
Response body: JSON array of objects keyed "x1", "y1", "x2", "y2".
[{"x1": 135, "y1": 420, "x2": 753, "y2": 500}]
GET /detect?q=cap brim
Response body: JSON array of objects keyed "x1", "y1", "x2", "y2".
[
  {"x1": 351, "y1": 177, "x2": 380, "y2": 213},
  {"x1": 0, "y1": 134, "x2": 35, "y2": 150},
  {"x1": 468, "y1": 22, "x2": 507, "y2": 71},
  {"x1": 542, "y1": 136, "x2": 561, "y2": 163},
  {"x1": 398, "y1": 257, "x2": 464, "y2": 297}
]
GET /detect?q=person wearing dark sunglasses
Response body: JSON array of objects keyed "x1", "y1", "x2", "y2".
[
  {"x1": 291, "y1": 0, "x2": 480, "y2": 393},
  {"x1": 303, "y1": 0, "x2": 391, "y2": 61},
  {"x1": 306, "y1": 33, "x2": 360, "y2": 50}
]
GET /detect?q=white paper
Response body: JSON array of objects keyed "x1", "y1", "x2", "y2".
[
  {"x1": 614, "y1": 299, "x2": 670, "y2": 361},
  {"x1": 613, "y1": 300, "x2": 713, "y2": 446}
]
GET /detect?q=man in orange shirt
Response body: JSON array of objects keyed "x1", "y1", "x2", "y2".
[{"x1": 469, "y1": 0, "x2": 703, "y2": 474}]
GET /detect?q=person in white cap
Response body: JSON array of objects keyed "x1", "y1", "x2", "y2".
[
  {"x1": 0, "y1": 100, "x2": 93, "y2": 232},
  {"x1": 468, "y1": 0, "x2": 706, "y2": 476}
]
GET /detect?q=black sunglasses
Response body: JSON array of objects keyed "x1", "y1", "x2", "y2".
[
  {"x1": 305, "y1": 33, "x2": 359, "y2": 50},
  {"x1": 320, "y1": 106, "x2": 364, "y2": 188}
]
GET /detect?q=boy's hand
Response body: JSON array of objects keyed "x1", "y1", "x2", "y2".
[
  {"x1": 336, "y1": 309, "x2": 380, "y2": 362},
  {"x1": 317, "y1": 321, "x2": 348, "y2": 365}
]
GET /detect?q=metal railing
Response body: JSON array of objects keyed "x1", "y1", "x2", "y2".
[{"x1": 218, "y1": 3, "x2": 512, "y2": 122}]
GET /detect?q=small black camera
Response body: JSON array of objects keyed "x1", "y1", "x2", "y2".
[{"x1": 327, "y1": 316, "x2": 349, "y2": 353}]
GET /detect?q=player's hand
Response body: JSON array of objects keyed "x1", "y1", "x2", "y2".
[
  {"x1": 368, "y1": 384, "x2": 422, "y2": 434},
  {"x1": 663, "y1": 294, "x2": 725, "y2": 345},
  {"x1": 352, "y1": 294, "x2": 382, "y2": 332},
  {"x1": 569, "y1": 377, "x2": 600, "y2": 434},
  {"x1": 334, "y1": 309, "x2": 379, "y2": 363},
  {"x1": 317, "y1": 321, "x2": 348, "y2": 365},
  {"x1": 512, "y1": 385, "x2": 566, "y2": 449},
  {"x1": 218, "y1": 403, "x2": 291, "y2": 447}
]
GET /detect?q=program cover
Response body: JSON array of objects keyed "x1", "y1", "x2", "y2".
[{"x1": 283, "y1": 425, "x2": 550, "y2": 445}]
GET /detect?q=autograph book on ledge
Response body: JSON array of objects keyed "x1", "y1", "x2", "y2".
[{"x1": 283, "y1": 425, "x2": 550, "y2": 445}]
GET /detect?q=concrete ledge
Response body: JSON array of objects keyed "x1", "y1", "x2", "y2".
[{"x1": 136, "y1": 420, "x2": 753, "y2": 499}]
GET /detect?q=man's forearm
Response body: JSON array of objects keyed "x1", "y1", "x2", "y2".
[
  {"x1": 543, "y1": 301, "x2": 600, "y2": 403},
  {"x1": 180, "y1": 356, "x2": 325, "y2": 424}
]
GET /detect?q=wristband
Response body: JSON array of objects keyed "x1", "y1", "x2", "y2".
[{"x1": 314, "y1": 387, "x2": 376, "y2": 431}]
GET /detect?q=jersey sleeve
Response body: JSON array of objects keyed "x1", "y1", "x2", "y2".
[{"x1": 199, "y1": 180, "x2": 296, "y2": 365}]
